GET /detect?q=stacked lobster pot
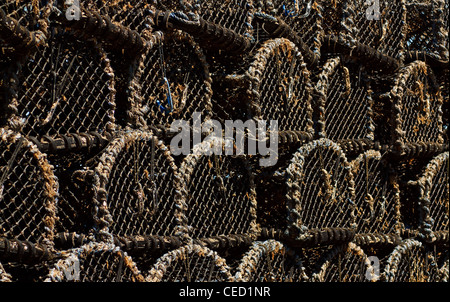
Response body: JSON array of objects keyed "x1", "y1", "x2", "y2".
[{"x1": 0, "y1": 0, "x2": 448, "y2": 282}]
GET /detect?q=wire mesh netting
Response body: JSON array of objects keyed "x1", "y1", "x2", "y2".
[
  {"x1": 5, "y1": 30, "x2": 116, "y2": 138},
  {"x1": 383, "y1": 239, "x2": 440, "y2": 282},
  {"x1": 178, "y1": 138, "x2": 258, "y2": 239},
  {"x1": 350, "y1": 150, "x2": 402, "y2": 234},
  {"x1": 286, "y1": 139, "x2": 356, "y2": 238},
  {"x1": 128, "y1": 30, "x2": 213, "y2": 130},
  {"x1": 0, "y1": 0, "x2": 448, "y2": 284},
  {"x1": 0, "y1": 129, "x2": 58, "y2": 246},
  {"x1": 314, "y1": 56, "x2": 374, "y2": 141},
  {"x1": 406, "y1": 152, "x2": 449, "y2": 240},
  {"x1": 345, "y1": 0, "x2": 407, "y2": 60}
]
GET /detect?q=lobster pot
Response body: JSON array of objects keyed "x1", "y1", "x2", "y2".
[
  {"x1": 285, "y1": 139, "x2": 356, "y2": 238},
  {"x1": 405, "y1": 0, "x2": 448, "y2": 60},
  {"x1": 146, "y1": 244, "x2": 233, "y2": 282},
  {"x1": 199, "y1": 0, "x2": 254, "y2": 38},
  {"x1": 406, "y1": 152, "x2": 449, "y2": 239},
  {"x1": 350, "y1": 150, "x2": 402, "y2": 234},
  {"x1": 178, "y1": 139, "x2": 258, "y2": 239},
  {"x1": 383, "y1": 61, "x2": 444, "y2": 150},
  {"x1": 5, "y1": 29, "x2": 116, "y2": 138},
  {"x1": 234, "y1": 240, "x2": 306, "y2": 282},
  {"x1": 0, "y1": 129, "x2": 58, "y2": 246},
  {"x1": 58, "y1": 130, "x2": 181, "y2": 239},
  {"x1": 311, "y1": 242, "x2": 376, "y2": 282},
  {"x1": 128, "y1": 31, "x2": 212, "y2": 130},
  {"x1": 46, "y1": 242, "x2": 144, "y2": 282},
  {"x1": 383, "y1": 239, "x2": 440, "y2": 282},
  {"x1": 248, "y1": 38, "x2": 313, "y2": 135},
  {"x1": 254, "y1": 0, "x2": 323, "y2": 52},
  {"x1": 344, "y1": 0, "x2": 407, "y2": 59},
  {"x1": 314, "y1": 57, "x2": 374, "y2": 141}
]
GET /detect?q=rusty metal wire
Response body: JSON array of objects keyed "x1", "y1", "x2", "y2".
[
  {"x1": 234, "y1": 240, "x2": 307, "y2": 282},
  {"x1": 286, "y1": 139, "x2": 356, "y2": 239},
  {"x1": 350, "y1": 150, "x2": 403, "y2": 234},
  {"x1": 178, "y1": 138, "x2": 258, "y2": 240},
  {"x1": 46, "y1": 241, "x2": 144, "y2": 282},
  {"x1": 383, "y1": 238, "x2": 440, "y2": 282},
  {"x1": 0, "y1": 129, "x2": 58, "y2": 247},
  {"x1": 146, "y1": 244, "x2": 233, "y2": 282}
]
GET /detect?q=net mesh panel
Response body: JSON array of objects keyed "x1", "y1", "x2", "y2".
[
  {"x1": 200, "y1": 0, "x2": 253, "y2": 37},
  {"x1": 0, "y1": 130, "x2": 57, "y2": 244},
  {"x1": 412, "y1": 152, "x2": 450, "y2": 234},
  {"x1": 317, "y1": 58, "x2": 373, "y2": 141},
  {"x1": 384, "y1": 239, "x2": 439, "y2": 282},
  {"x1": 53, "y1": 146, "x2": 110, "y2": 236},
  {"x1": 346, "y1": 0, "x2": 406, "y2": 59},
  {"x1": 400, "y1": 68, "x2": 442, "y2": 144},
  {"x1": 254, "y1": 0, "x2": 323, "y2": 49},
  {"x1": 130, "y1": 31, "x2": 212, "y2": 130},
  {"x1": 235, "y1": 240, "x2": 306, "y2": 282},
  {"x1": 182, "y1": 151, "x2": 256, "y2": 239},
  {"x1": 77, "y1": 247, "x2": 141, "y2": 282},
  {"x1": 248, "y1": 38, "x2": 313, "y2": 134},
  {"x1": 350, "y1": 151, "x2": 401, "y2": 234},
  {"x1": 8, "y1": 30, "x2": 115, "y2": 138},
  {"x1": 82, "y1": 0, "x2": 154, "y2": 34},
  {"x1": 47, "y1": 243, "x2": 144, "y2": 282},
  {"x1": 286, "y1": 139, "x2": 355, "y2": 234},
  {"x1": 312, "y1": 243, "x2": 372, "y2": 282},
  {"x1": 96, "y1": 131, "x2": 179, "y2": 237},
  {"x1": 146, "y1": 244, "x2": 233, "y2": 282}
]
